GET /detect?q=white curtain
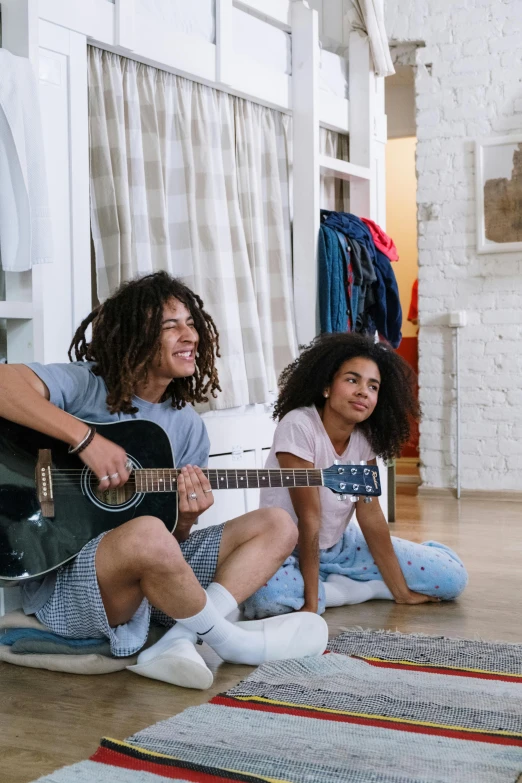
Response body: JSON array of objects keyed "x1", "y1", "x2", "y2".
[
  {"x1": 88, "y1": 47, "x2": 297, "y2": 409},
  {"x1": 346, "y1": 0, "x2": 395, "y2": 78}
]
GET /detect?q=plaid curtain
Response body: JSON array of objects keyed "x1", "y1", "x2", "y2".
[{"x1": 88, "y1": 47, "x2": 297, "y2": 408}]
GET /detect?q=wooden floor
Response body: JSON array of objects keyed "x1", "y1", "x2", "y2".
[{"x1": 2, "y1": 493, "x2": 522, "y2": 783}]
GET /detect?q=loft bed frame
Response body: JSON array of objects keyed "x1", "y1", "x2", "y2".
[{"x1": 0, "y1": 0, "x2": 387, "y2": 350}]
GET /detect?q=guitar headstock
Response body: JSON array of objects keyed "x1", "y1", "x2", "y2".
[{"x1": 322, "y1": 463, "x2": 381, "y2": 497}]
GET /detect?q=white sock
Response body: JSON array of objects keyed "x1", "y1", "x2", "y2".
[
  {"x1": 205, "y1": 582, "x2": 238, "y2": 619},
  {"x1": 323, "y1": 574, "x2": 393, "y2": 607},
  {"x1": 175, "y1": 595, "x2": 267, "y2": 665},
  {"x1": 139, "y1": 582, "x2": 238, "y2": 665}
]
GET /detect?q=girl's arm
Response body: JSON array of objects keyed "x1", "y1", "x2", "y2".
[
  {"x1": 277, "y1": 452, "x2": 321, "y2": 613},
  {"x1": 356, "y1": 461, "x2": 439, "y2": 604}
]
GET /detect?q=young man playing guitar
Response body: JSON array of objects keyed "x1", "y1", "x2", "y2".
[{"x1": 0, "y1": 272, "x2": 327, "y2": 689}]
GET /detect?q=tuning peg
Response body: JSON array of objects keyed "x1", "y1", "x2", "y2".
[
  {"x1": 363, "y1": 497, "x2": 373, "y2": 504},
  {"x1": 359, "y1": 461, "x2": 367, "y2": 465},
  {"x1": 350, "y1": 495, "x2": 359, "y2": 502}
]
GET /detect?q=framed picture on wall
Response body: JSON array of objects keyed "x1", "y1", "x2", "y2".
[{"x1": 475, "y1": 135, "x2": 522, "y2": 254}]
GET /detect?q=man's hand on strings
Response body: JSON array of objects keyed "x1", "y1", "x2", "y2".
[
  {"x1": 176, "y1": 465, "x2": 214, "y2": 535},
  {"x1": 80, "y1": 433, "x2": 131, "y2": 491}
]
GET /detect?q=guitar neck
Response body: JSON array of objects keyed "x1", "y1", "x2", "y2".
[{"x1": 134, "y1": 468, "x2": 323, "y2": 493}]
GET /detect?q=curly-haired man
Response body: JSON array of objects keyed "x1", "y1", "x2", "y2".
[{"x1": 0, "y1": 272, "x2": 327, "y2": 689}]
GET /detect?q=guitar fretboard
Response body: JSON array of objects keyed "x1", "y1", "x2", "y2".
[{"x1": 134, "y1": 468, "x2": 323, "y2": 493}]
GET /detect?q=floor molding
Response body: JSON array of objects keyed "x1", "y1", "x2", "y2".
[{"x1": 418, "y1": 486, "x2": 522, "y2": 503}]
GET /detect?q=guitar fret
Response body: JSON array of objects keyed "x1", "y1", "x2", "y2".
[
  {"x1": 268, "y1": 470, "x2": 282, "y2": 488},
  {"x1": 283, "y1": 470, "x2": 295, "y2": 487},
  {"x1": 257, "y1": 469, "x2": 269, "y2": 488}
]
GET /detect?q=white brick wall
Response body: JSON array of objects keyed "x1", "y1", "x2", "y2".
[{"x1": 384, "y1": 0, "x2": 522, "y2": 490}]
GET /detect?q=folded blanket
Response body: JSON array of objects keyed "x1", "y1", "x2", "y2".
[
  {"x1": 0, "y1": 610, "x2": 136, "y2": 674},
  {"x1": 1, "y1": 628, "x2": 110, "y2": 656}
]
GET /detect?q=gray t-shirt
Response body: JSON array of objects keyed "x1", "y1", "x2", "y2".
[{"x1": 21, "y1": 361, "x2": 210, "y2": 614}]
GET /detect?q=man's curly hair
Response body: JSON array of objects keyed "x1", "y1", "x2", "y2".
[
  {"x1": 69, "y1": 271, "x2": 221, "y2": 413},
  {"x1": 273, "y1": 332, "x2": 420, "y2": 461}
]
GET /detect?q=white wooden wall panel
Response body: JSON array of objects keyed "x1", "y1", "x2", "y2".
[
  {"x1": 36, "y1": 23, "x2": 92, "y2": 363},
  {"x1": 198, "y1": 451, "x2": 257, "y2": 530},
  {"x1": 319, "y1": 92, "x2": 349, "y2": 134},
  {"x1": 291, "y1": 1, "x2": 320, "y2": 347},
  {"x1": 115, "y1": 0, "x2": 135, "y2": 51},
  {"x1": 38, "y1": 0, "x2": 354, "y2": 130},
  {"x1": 195, "y1": 410, "x2": 277, "y2": 529},
  {"x1": 233, "y1": 0, "x2": 291, "y2": 29},
  {"x1": 38, "y1": 0, "x2": 115, "y2": 43}
]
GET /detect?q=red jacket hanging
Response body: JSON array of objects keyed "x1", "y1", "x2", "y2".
[{"x1": 361, "y1": 217, "x2": 399, "y2": 262}]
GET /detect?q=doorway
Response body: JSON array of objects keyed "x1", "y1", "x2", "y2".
[{"x1": 385, "y1": 65, "x2": 420, "y2": 490}]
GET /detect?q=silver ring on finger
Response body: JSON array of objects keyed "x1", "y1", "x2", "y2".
[
  {"x1": 100, "y1": 475, "x2": 110, "y2": 481},
  {"x1": 189, "y1": 492, "x2": 197, "y2": 500},
  {"x1": 110, "y1": 472, "x2": 120, "y2": 479},
  {"x1": 125, "y1": 459, "x2": 133, "y2": 471},
  {"x1": 203, "y1": 489, "x2": 213, "y2": 494}
]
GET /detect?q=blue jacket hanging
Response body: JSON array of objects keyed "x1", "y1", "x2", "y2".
[
  {"x1": 318, "y1": 224, "x2": 349, "y2": 333},
  {"x1": 322, "y1": 211, "x2": 402, "y2": 348}
]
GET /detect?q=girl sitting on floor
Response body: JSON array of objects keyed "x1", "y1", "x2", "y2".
[{"x1": 243, "y1": 333, "x2": 468, "y2": 618}]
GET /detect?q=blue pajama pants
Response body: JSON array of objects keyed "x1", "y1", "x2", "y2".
[{"x1": 242, "y1": 522, "x2": 468, "y2": 619}]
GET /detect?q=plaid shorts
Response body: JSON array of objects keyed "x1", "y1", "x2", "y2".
[{"x1": 35, "y1": 523, "x2": 225, "y2": 657}]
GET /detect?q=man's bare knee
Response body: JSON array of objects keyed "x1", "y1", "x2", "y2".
[
  {"x1": 115, "y1": 516, "x2": 184, "y2": 573},
  {"x1": 262, "y1": 507, "x2": 298, "y2": 555}
]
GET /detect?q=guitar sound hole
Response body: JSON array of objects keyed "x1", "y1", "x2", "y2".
[{"x1": 91, "y1": 481, "x2": 136, "y2": 507}]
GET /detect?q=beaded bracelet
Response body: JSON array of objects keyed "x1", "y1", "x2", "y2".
[{"x1": 68, "y1": 425, "x2": 96, "y2": 455}]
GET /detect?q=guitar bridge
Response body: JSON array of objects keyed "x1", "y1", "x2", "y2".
[{"x1": 35, "y1": 449, "x2": 55, "y2": 518}]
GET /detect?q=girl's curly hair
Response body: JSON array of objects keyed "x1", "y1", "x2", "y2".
[
  {"x1": 273, "y1": 332, "x2": 420, "y2": 461},
  {"x1": 68, "y1": 271, "x2": 221, "y2": 413}
]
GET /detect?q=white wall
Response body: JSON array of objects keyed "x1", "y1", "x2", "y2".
[{"x1": 384, "y1": 0, "x2": 522, "y2": 491}]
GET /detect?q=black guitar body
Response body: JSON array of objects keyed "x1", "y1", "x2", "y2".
[{"x1": 0, "y1": 418, "x2": 176, "y2": 585}]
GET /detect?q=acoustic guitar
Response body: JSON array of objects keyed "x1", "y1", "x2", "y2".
[{"x1": 0, "y1": 417, "x2": 381, "y2": 585}]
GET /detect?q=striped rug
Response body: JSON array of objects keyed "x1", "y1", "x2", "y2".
[{"x1": 35, "y1": 629, "x2": 522, "y2": 783}]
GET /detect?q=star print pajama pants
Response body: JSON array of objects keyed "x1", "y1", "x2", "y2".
[{"x1": 242, "y1": 521, "x2": 468, "y2": 618}]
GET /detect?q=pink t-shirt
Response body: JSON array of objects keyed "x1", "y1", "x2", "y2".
[{"x1": 260, "y1": 406, "x2": 375, "y2": 549}]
